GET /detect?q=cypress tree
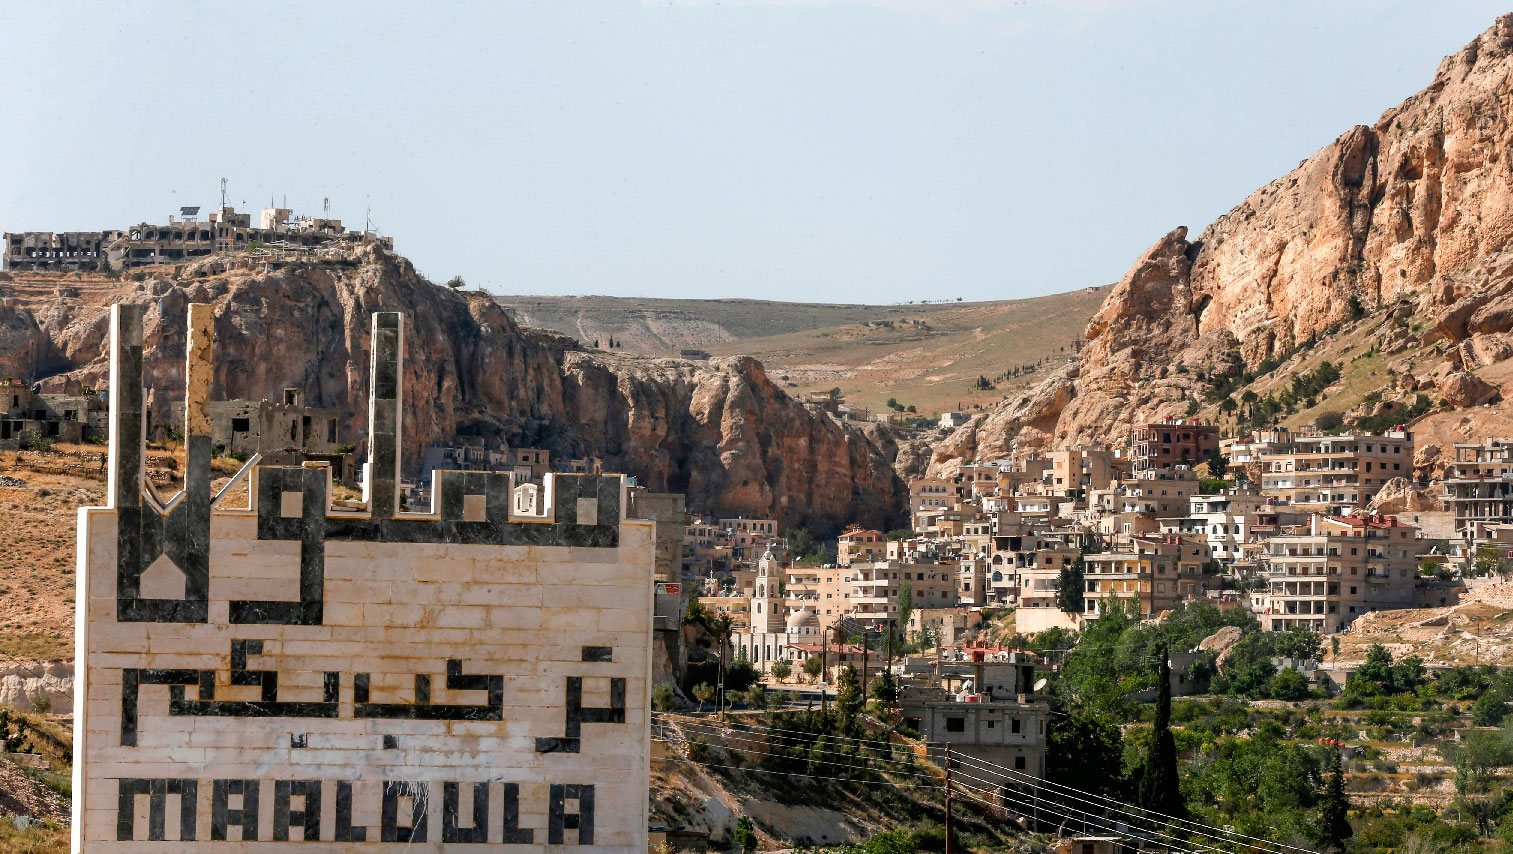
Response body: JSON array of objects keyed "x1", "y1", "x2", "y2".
[
  {"x1": 1138, "y1": 646, "x2": 1186, "y2": 820},
  {"x1": 1319, "y1": 748, "x2": 1353, "y2": 852}
]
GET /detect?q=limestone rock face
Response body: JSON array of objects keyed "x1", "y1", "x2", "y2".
[
  {"x1": 8, "y1": 245, "x2": 904, "y2": 533},
  {"x1": 0, "y1": 302, "x2": 60, "y2": 382},
  {"x1": 939, "y1": 15, "x2": 1513, "y2": 463},
  {"x1": 929, "y1": 361, "x2": 1077, "y2": 474}
]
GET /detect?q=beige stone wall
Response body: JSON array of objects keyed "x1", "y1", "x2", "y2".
[{"x1": 75, "y1": 492, "x2": 654, "y2": 852}]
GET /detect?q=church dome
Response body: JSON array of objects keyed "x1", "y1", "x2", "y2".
[{"x1": 786, "y1": 607, "x2": 820, "y2": 633}]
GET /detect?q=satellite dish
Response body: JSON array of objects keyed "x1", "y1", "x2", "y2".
[{"x1": 1033, "y1": 678, "x2": 1048, "y2": 692}]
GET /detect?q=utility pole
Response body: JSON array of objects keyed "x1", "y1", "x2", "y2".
[
  {"x1": 821, "y1": 631, "x2": 829, "y2": 715},
  {"x1": 885, "y1": 618, "x2": 895, "y2": 712},
  {"x1": 717, "y1": 631, "x2": 727, "y2": 720},
  {"x1": 943, "y1": 743, "x2": 955, "y2": 854}
]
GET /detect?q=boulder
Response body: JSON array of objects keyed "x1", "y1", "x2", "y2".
[
  {"x1": 1437, "y1": 371, "x2": 1499, "y2": 407},
  {"x1": 1197, "y1": 625, "x2": 1246, "y2": 669}
]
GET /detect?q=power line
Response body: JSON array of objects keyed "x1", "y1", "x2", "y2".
[
  {"x1": 654, "y1": 719, "x2": 941, "y2": 785},
  {"x1": 946, "y1": 779, "x2": 1214, "y2": 854},
  {"x1": 947, "y1": 750, "x2": 1317, "y2": 854},
  {"x1": 657, "y1": 712, "x2": 1313, "y2": 854},
  {"x1": 661, "y1": 756, "x2": 944, "y2": 791},
  {"x1": 947, "y1": 765, "x2": 1239, "y2": 854}
]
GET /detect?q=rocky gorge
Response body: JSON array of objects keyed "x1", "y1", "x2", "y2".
[{"x1": 0, "y1": 244, "x2": 907, "y2": 534}]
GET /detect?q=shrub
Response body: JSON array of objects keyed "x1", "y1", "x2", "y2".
[{"x1": 651, "y1": 684, "x2": 676, "y2": 712}]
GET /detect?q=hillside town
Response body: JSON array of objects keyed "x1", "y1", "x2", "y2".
[{"x1": 13, "y1": 7, "x2": 1513, "y2": 854}]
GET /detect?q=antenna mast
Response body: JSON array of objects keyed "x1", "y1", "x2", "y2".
[{"x1": 220, "y1": 178, "x2": 228, "y2": 209}]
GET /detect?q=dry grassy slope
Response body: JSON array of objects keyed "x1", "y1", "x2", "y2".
[
  {"x1": 494, "y1": 294, "x2": 1002, "y2": 354},
  {"x1": 0, "y1": 451, "x2": 100, "y2": 666},
  {"x1": 1186, "y1": 299, "x2": 1513, "y2": 475},
  {"x1": 704, "y1": 288, "x2": 1108, "y2": 417},
  {"x1": 0, "y1": 445, "x2": 203, "y2": 667},
  {"x1": 498, "y1": 289, "x2": 1108, "y2": 418}
]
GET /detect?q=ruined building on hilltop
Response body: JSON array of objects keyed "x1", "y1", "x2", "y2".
[{"x1": 4, "y1": 204, "x2": 392, "y2": 272}]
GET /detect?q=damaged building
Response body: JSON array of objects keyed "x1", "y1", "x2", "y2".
[
  {"x1": 153, "y1": 387, "x2": 353, "y2": 481},
  {"x1": 0, "y1": 377, "x2": 108, "y2": 448},
  {"x1": 4, "y1": 203, "x2": 392, "y2": 272}
]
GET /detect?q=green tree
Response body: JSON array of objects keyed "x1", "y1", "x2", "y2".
[
  {"x1": 835, "y1": 665, "x2": 863, "y2": 729},
  {"x1": 770, "y1": 660, "x2": 792, "y2": 683},
  {"x1": 692, "y1": 682, "x2": 715, "y2": 713},
  {"x1": 1046, "y1": 712, "x2": 1126, "y2": 798},
  {"x1": 869, "y1": 671, "x2": 899, "y2": 707},
  {"x1": 1471, "y1": 689, "x2": 1509, "y2": 727},
  {"x1": 445, "y1": 275, "x2": 465, "y2": 290},
  {"x1": 1056, "y1": 555, "x2": 1086, "y2": 614},
  {"x1": 1270, "y1": 667, "x2": 1311, "y2": 701},
  {"x1": 1206, "y1": 447, "x2": 1229, "y2": 479},
  {"x1": 1138, "y1": 647, "x2": 1186, "y2": 819},
  {"x1": 1318, "y1": 749, "x2": 1353, "y2": 852},
  {"x1": 734, "y1": 816, "x2": 758, "y2": 854},
  {"x1": 1347, "y1": 643, "x2": 1395, "y2": 699},
  {"x1": 803, "y1": 655, "x2": 824, "y2": 682},
  {"x1": 788, "y1": 527, "x2": 818, "y2": 560}
]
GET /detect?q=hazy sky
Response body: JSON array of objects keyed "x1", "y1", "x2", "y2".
[{"x1": 1, "y1": 1, "x2": 1506, "y2": 303}]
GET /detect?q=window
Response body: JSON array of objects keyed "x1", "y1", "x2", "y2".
[
  {"x1": 231, "y1": 417, "x2": 250, "y2": 433},
  {"x1": 1011, "y1": 717, "x2": 1021, "y2": 733},
  {"x1": 1014, "y1": 755, "x2": 1027, "y2": 770},
  {"x1": 945, "y1": 717, "x2": 965, "y2": 733}
]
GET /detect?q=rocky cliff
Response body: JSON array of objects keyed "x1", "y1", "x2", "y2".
[
  {"x1": 934, "y1": 14, "x2": 1513, "y2": 470},
  {"x1": 0, "y1": 245, "x2": 905, "y2": 533}
]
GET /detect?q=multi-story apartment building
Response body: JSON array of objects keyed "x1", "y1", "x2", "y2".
[
  {"x1": 1044, "y1": 445, "x2": 1118, "y2": 499},
  {"x1": 1012, "y1": 545, "x2": 1083, "y2": 632},
  {"x1": 843, "y1": 560, "x2": 958, "y2": 629},
  {"x1": 1083, "y1": 535, "x2": 1210, "y2": 619},
  {"x1": 957, "y1": 556, "x2": 988, "y2": 605},
  {"x1": 1132, "y1": 419, "x2": 1219, "y2": 477},
  {"x1": 910, "y1": 476, "x2": 954, "y2": 527},
  {"x1": 1189, "y1": 489, "x2": 1267, "y2": 564},
  {"x1": 1115, "y1": 469, "x2": 1200, "y2": 518},
  {"x1": 1257, "y1": 514, "x2": 1419, "y2": 633},
  {"x1": 838, "y1": 528, "x2": 887, "y2": 565},
  {"x1": 784, "y1": 563, "x2": 850, "y2": 625},
  {"x1": 1258, "y1": 430, "x2": 1412, "y2": 509},
  {"x1": 1223, "y1": 427, "x2": 1301, "y2": 465},
  {"x1": 1442, "y1": 439, "x2": 1513, "y2": 540}
]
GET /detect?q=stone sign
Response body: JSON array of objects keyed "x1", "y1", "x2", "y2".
[{"x1": 74, "y1": 304, "x2": 653, "y2": 852}]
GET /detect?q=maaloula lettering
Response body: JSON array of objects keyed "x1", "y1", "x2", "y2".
[{"x1": 74, "y1": 305, "x2": 653, "y2": 852}]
